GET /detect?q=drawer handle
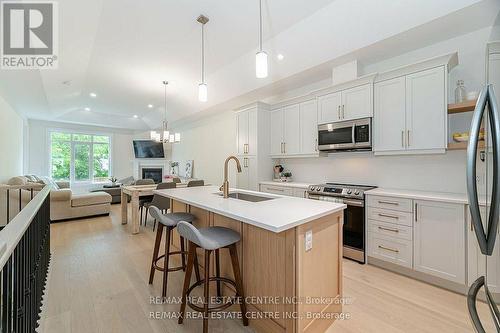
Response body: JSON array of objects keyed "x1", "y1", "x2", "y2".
[
  {"x1": 378, "y1": 200, "x2": 399, "y2": 206},
  {"x1": 378, "y1": 226, "x2": 399, "y2": 233},
  {"x1": 378, "y1": 213, "x2": 399, "y2": 219},
  {"x1": 268, "y1": 187, "x2": 284, "y2": 192},
  {"x1": 378, "y1": 245, "x2": 399, "y2": 253}
]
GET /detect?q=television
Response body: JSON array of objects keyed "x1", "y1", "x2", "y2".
[{"x1": 133, "y1": 140, "x2": 165, "y2": 158}]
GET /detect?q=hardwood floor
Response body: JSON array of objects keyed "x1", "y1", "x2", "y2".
[{"x1": 40, "y1": 204, "x2": 492, "y2": 332}]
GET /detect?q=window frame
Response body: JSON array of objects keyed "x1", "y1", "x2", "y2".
[{"x1": 48, "y1": 129, "x2": 113, "y2": 184}]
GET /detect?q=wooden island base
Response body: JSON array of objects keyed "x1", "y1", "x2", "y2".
[{"x1": 170, "y1": 199, "x2": 343, "y2": 333}]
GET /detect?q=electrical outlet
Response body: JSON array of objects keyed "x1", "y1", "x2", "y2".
[
  {"x1": 476, "y1": 174, "x2": 485, "y2": 186},
  {"x1": 305, "y1": 230, "x2": 313, "y2": 251}
]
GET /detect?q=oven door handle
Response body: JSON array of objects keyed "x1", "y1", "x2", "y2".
[
  {"x1": 343, "y1": 199, "x2": 364, "y2": 207},
  {"x1": 352, "y1": 124, "x2": 356, "y2": 145}
]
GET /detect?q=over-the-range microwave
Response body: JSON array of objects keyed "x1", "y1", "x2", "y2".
[{"x1": 318, "y1": 117, "x2": 372, "y2": 152}]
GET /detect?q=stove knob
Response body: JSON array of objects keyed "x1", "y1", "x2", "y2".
[
  {"x1": 354, "y1": 190, "x2": 360, "y2": 195},
  {"x1": 316, "y1": 187, "x2": 321, "y2": 191},
  {"x1": 347, "y1": 189, "x2": 352, "y2": 194}
]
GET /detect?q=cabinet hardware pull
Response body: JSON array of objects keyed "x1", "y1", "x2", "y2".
[
  {"x1": 407, "y1": 130, "x2": 411, "y2": 147},
  {"x1": 414, "y1": 203, "x2": 418, "y2": 222},
  {"x1": 283, "y1": 142, "x2": 286, "y2": 154},
  {"x1": 378, "y1": 213, "x2": 399, "y2": 219},
  {"x1": 280, "y1": 142, "x2": 283, "y2": 154},
  {"x1": 401, "y1": 130, "x2": 405, "y2": 148},
  {"x1": 378, "y1": 226, "x2": 399, "y2": 233},
  {"x1": 342, "y1": 105, "x2": 345, "y2": 119},
  {"x1": 268, "y1": 187, "x2": 284, "y2": 192},
  {"x1": 471, "y1": 220, "x2": 474, "y2": 232},
  {"x1": 378, "y1": 245, "x2": 399, "y2": 253},
  {"x1": 338, "y1": 106, "x2": 341, "y2": 120},
  {"x1": 246, "y1": 144, "x2": 249, "y2": 154},
  {"x1": 315, "y1": 138, "x2": 318, "y2": 152},
  {"x1": 378, "y1": 200, "x2": 399, "y2": 206}
]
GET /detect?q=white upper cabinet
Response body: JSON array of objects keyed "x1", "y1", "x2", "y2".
[
  {"x1": 299, "y1": 100, "x2": 318, "y2": 155},
  {"x1": 374, "y1": 77, "x2": 407, "y2": 153},
  {"x1": 269, "y1": 99, "x2": 319, "y2": 157},
  {"x1": 317, "y1": 84, "x2": 372, "y2": 124},
  {"x1": 405, "y1": 67, "x2": 446, "y2": 151},
  {"x1": 283, "y1": 104, "x2": 300, "y2": 155},
  {"x1": 413, "y1": 200, "x2": 465, "y2": 284},
  {"x1": 318, "y1": 92, "x2": 341, "y2": 124},
  {"x1": 236, "y1": 107, "x2": 258, "y2": 156},
  {"x1": 373, "y1": 53, "x2": 457, "y2": 155},
  {"x1": 374, "y1": 66, "x2": 447, "y2": 155},
  {"x1": 270, "y1": 109, "x2": 284, "y2": 156},
  {"x1": 341, "y1": 84, "x2": 373, "y2": 121}
]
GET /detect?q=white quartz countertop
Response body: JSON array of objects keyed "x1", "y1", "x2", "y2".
[
  {"x1": 154, "y1": 186, "x2": 345, "y2": 233},
  {"x1": 259, "y1": 181, "x2": 314, "y2": 189},
  {"x1": 365, "y1": 188, "x2": 489, "y2": 205}
]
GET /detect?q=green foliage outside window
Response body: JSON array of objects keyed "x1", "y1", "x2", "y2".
[{"x1": 50, "y1": 131, "x2": 110, "y2": 182}]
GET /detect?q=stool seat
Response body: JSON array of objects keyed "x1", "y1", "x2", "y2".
[
  {"x1": 177, "y1": 222, "x2": 240, "y2": 250},
  {"x1": 150, "y1": 207, "x2": 195, "y2": 227}
]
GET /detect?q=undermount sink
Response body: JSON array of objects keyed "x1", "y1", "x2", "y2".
[{"x1": 215, "y1": 192, "x2": 275, "y2": 202}]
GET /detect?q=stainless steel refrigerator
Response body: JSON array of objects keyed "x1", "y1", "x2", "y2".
[{"x1": 467, "y1": 42, "x2": 500, "y2": 332}]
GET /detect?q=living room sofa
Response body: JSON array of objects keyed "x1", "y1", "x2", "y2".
[{"x1": 7, "y1": 176, "x2": 112, "y2": 221}]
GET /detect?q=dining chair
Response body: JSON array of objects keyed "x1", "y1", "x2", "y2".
[
  {"x1": 136, "y1": 179, "x2": 156, "y2": 225},
  {"x1": 187, "y1": 180, "x2": 204, "y2": 187},
  {"x1": 145, "y1": 182, "x2": 177, "y2": 230}
]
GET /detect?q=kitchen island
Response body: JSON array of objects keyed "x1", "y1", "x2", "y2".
[{"x1": 154, "y1": 185, "x2": 346, "y2": 333}]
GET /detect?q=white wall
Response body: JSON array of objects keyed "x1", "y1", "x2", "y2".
[
  {"x1": 0, "y1": 95, "x2": 24, "y2": 183},
  {"x1": 170, "y1": 111, "x2": 237, "y2": 186},
  {"x1": 170, "y1": 26, "x2": 495, "y2": 195},
  {"x1": 27, "y1": 119, "x2": 136, "y2": 181}
]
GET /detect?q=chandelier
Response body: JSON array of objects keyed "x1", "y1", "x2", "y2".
[{"x1": 150, "y1": 81, "x2": 180, "y2": 143}]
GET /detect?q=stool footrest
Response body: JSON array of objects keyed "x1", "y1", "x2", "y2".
[
  {"x1": 153, "y1": 250, "x2": 187, "y2": 272},
  {"x1": 186, "y1": 276, "x2": 238, "y2": 313}
]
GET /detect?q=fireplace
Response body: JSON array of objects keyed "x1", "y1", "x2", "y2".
[{"x1": 141, "y1": 168, "x2": 163, "y2": 184}]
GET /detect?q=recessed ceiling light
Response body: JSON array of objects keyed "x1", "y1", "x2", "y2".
[
  {"x1": 89, "y1": 92, "x2": 97, "y2": 98},
  {"x1": 133, "y1": 115, "x2": 139, "y2": 118},
  {"x1": 84, "y1": 107, "x2": 91, "y2": 111},
  {"x1": 147, "y1": 104, "x2": 153, "y2": 108},
  {"x1": 277, "y1": 54, "x2": 284, "y2": 61}
]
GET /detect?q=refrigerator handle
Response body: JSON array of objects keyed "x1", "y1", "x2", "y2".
[
  {"x1": 467, "y1": 86, "x2": 489, "y2": 254},
  {"x1": 485, "y1": 85, "x2": 500, "y2": 255},
  {"x1": 467, "y1": 276, "x2": 486, "y2": 333}
]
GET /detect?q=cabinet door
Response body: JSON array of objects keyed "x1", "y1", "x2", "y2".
[
  {"x1": 414, "y1": 200, "x2": 465, "y2": 284},
  {"x1": 247, "y1": 107, "x2": 258, "y2": 156},
  {"x1": 468, "y1": 206, "x2": 500, "y2": 292},
  {"x1": 318, "y1": 92, "x2": 341, "y2": 124},
  {"x1": 373, "y1": 77, "x2": 406, "y2": 153},
  {"x1": 342, "y1": 84, "x2": 372, "y2": 120},
  {"x1": 299, "y1": 100, "x2": 318, "y2": 154},
  {"x1": 236, "y1": 111, "x2": 249, "y2": 155},
  {"x1": 236, "y1": 157, "x2": 249, "y2": 190},
  {"x1": 246, "y1": 157, "x2": 258, "y2": 191},
  {"x1": 283, "y1": 104, "x2": 300, "y2": 155},
  {"x1": 405, "y1": 66, "x2": 446, "y2": 151},
  {"x1": 270, "y1": 109, "x2": 284, "y2": 156}
]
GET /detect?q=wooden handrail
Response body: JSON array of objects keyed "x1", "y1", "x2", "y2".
[{"x1": 0, "y1": 185, "x2": 50, "y2": 270}]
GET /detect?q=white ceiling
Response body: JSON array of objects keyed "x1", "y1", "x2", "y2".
[{"x1": 0, "y1": 0, "x2": 498, "y2": 130}]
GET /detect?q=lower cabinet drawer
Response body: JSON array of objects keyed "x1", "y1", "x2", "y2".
[
  {"x1": 368, "y1": 232, "x2": 413, "y2": 269},
  {"x1": 259, "y1": 185, "x2": 294, "y2": 196},
  {"x1": 367, "y1": 207, "x2": 413, "y2": 227},
  {"x1": 367, "y1": 195, "x2": 413, "y2": 213},
  {"x1": 368, "y1": 220, "x2": 412, "y2": 241},
  {"x1": 293, "y1": 188, "x2": 309, "y2": 198}
]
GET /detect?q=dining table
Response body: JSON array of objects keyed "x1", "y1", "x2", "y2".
[{"x1": 121, "y1": 182, "x2": 190, "y2": 234}]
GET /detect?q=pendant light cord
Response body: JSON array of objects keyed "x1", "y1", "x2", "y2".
[
  {"x1": 163, "y1": 81, "x2": 168, "y2": 132},
  {"x1": 201, "y1": 23, "x2": 205, "y2": 84},
  {"x1": 259, "y1": 0, "x2": 263, "y2": 51}
]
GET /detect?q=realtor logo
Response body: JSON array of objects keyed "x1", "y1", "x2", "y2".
[{"x1": 1, "y1": 1, "x2": 58, "y2": 69}]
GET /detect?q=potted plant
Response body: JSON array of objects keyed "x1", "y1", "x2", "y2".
[
  {"x1": 281, "y1": 171, "x2": 292, "y2": 182},
  {"x1": 109, "y1": 176, "x2": 118, "y2": 185},
  {"x1": 170, "y1": 161, "x2": 179, "y2": 175}
]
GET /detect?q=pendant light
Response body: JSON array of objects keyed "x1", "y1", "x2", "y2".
[
  {"x1": 256, "y1": 0, "x2": 268, "y2": 78},
  {"x1": 197, "y1": 15, "x2": 209, "y2": 102},
  {"x1": 150, "y1": 81, "x2": 181, "y2": 143}
]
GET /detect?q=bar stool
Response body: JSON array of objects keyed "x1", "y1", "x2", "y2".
[
  {"x1": 148, "y1": 206, "x2": 200, "y2": 298},
  {"x1": 177, "y1": 221, "x2": 248, "y2": 333}
]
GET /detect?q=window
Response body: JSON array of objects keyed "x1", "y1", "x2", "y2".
[{"x1": 50, "y1": 131, "x2": 111, "y2": 183}]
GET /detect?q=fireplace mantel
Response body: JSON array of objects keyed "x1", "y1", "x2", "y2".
[{"x1": 132, "y1": 159, "x2": 170, "y2": 180}]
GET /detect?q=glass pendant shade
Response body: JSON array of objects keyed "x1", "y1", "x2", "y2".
[
  {"x1": 150, "y1": 131, "x2": 157, "y2": 141},
  {"x1": 163, "y1": 130, "x2": 170, "y2": 140},
  {"x1": 169, "y1": 134, "x2": 175, "y2": 142},
  {"x1": 256, "y1": 51, "x2": 268, "y2": 78},
  {"x1": 174, "y1": 133, "x2": 181, "y2": 142},
  {"x1": 198, "y1": 83, "x2": 208, "y2": 102}
]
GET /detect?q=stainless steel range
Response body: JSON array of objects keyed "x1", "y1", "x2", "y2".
[{"x1": 307, "y1": 183, "x2": 376, "y2": 263}]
